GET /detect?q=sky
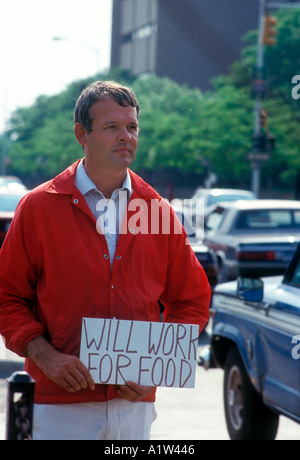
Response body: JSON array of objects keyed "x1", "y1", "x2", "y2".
[{"x1": 0, "y1": 0, "x2": 113, "y2": 133}]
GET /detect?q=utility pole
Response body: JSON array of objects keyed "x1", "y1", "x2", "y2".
[
  {"x1": 250, "y1": 0, "x2": 300, "y2": 197},
  {"x1": 251, "y1": 0, "x2": 267, "y2": 198}
]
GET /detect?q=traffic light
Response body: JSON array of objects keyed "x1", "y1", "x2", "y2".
[
  {"x1": 260, "y1": 110, "x2": 269, "y2": 131},
  {"x1": 262, "y1": 14, "x2": 278, "y2": 46},
  {"x1": 252, "y1": 133, "x2": 275, "y2": 153},
  {"x1": 253, "y1": 133, "x2": 267, "y2": 152},
  {"x1": 253, "y1": 110, "x2": 275, "y2": 153}
]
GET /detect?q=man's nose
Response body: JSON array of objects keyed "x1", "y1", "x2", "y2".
[{"x1": 117, "y1": 127, "x2": 132, "y2": 142}]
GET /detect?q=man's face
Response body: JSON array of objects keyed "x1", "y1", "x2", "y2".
[{"x1": 76, "y1": 97, "x2": 139, "y2": 172}]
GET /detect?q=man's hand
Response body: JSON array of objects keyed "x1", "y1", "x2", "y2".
[
  {"x1": 116, "y1": 381, "x2": 154, "y2": 402},
  {"x1": 26, "y1": 336, "x2": 95, "y2": 393}
]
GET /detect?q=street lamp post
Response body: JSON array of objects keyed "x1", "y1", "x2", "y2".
[{"x1": 53, "y1": 36, "x2": 101, "y2": 79}]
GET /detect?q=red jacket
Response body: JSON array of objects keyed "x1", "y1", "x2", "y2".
[{"x1": 0, "y1": 160, "x2": 210, "y2": 404}]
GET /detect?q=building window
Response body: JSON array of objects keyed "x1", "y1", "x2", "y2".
[{"x1": 133, "y1": 23, "x2": 157, "y2": 40}]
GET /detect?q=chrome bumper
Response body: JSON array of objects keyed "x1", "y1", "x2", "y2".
[{"x1": 198, "y1": 345, "x2": 217, "y2": 370}]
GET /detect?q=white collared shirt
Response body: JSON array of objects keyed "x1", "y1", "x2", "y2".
[{"x1": 75, "y1": 159, "x2": 132, "y2": 268}]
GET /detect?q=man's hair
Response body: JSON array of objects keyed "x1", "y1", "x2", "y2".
[{"x1": 74, "y1": 80, "x2": 140, "y2": 133}]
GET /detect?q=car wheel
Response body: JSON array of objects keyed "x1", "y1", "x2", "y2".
[{"x1": 224, "y1": 348, "x2": 279, "y2": 440}]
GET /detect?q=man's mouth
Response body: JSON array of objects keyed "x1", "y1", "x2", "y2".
[{"x1": 114, "y1": 147, "x2": 132, "y2": 154}]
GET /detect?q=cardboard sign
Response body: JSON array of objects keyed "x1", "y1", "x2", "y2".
[{"x1": 79, "y1": 318, "x2": 199, "y2": 388}]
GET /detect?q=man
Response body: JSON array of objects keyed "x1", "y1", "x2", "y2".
[{"x1": 0, "y1": 81, "x2": 210, "y2": 440}]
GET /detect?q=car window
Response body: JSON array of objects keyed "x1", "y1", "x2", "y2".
[
  {"x1": 289, "y1": 257, "x2": 300, "y2": 287},
  {"x1": 294, "y1": 211, "x2": 300, "y2": 224},
  {"x1": 234, "y1": 210, "x2": 300, "y2": 230},
  {"x1": 205, "y1": 208, "x2": 225, "y2": 231}
]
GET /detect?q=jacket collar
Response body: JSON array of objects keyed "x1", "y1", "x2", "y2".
[
  {"x1": 45, "y1": 159, "x2": 161, "y2": 201},
  {"x1": 45, "y1": 160, "x2": 80, "y2": 195}
]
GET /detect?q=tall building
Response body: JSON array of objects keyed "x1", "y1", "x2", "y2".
[{"x1": 111, "y1": 0, "x2": 260, "y2": 90}]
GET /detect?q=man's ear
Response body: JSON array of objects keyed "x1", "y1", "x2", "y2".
[{"x1": 74, "y1": 123, "x2": 88, "y2": 146}]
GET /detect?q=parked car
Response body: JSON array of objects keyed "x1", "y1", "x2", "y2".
[
  {"x1": 204, "y1": 200, "x2": 300, "y2": 282},
  {"x1": 190, "y1": 188, "x2": 256, "y2": 221},
  {"x1": 0, "y1": 186, "x2": 29, "y2": 247},
  {"x1": 172, "y1": 205, "x2": 218, "y2": 288},
  {"x1": 199, "y1": 243, "x2": 300, "y2": 440},
  {"x1": 0, "y1": 175, "x2": 25, "y2": 188}
]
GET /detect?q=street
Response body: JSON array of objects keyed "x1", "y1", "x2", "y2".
[
  {"x1": 150, "y1": 329, "x2": 299, "y2": 441},
  {"x1": 0, "y1": 328, "x2": 299, "y2": 441},
  {"x1": 152, "y1": 369, "x2": 299, "y2": 441}
]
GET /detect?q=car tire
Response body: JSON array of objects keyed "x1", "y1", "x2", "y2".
[{"x1": 223, "y1": 348, "x2": 279, "y2": 440}]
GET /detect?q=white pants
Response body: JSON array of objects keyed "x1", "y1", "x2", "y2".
[{"x1": 32, "y1": 399, "x2": 157, "y2": 440}]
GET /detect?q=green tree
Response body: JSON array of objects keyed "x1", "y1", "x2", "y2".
[
  {"x1": 132, "y1": 76, "x2": 204, "y2": 171},
  {"x1": 130, "y1": 76, "x2": 256, "y2": 186}
]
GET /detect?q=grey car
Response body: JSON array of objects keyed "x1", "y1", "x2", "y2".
[{"x1": 203, "y1": 200, "x2": 300, "y2": 282}]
